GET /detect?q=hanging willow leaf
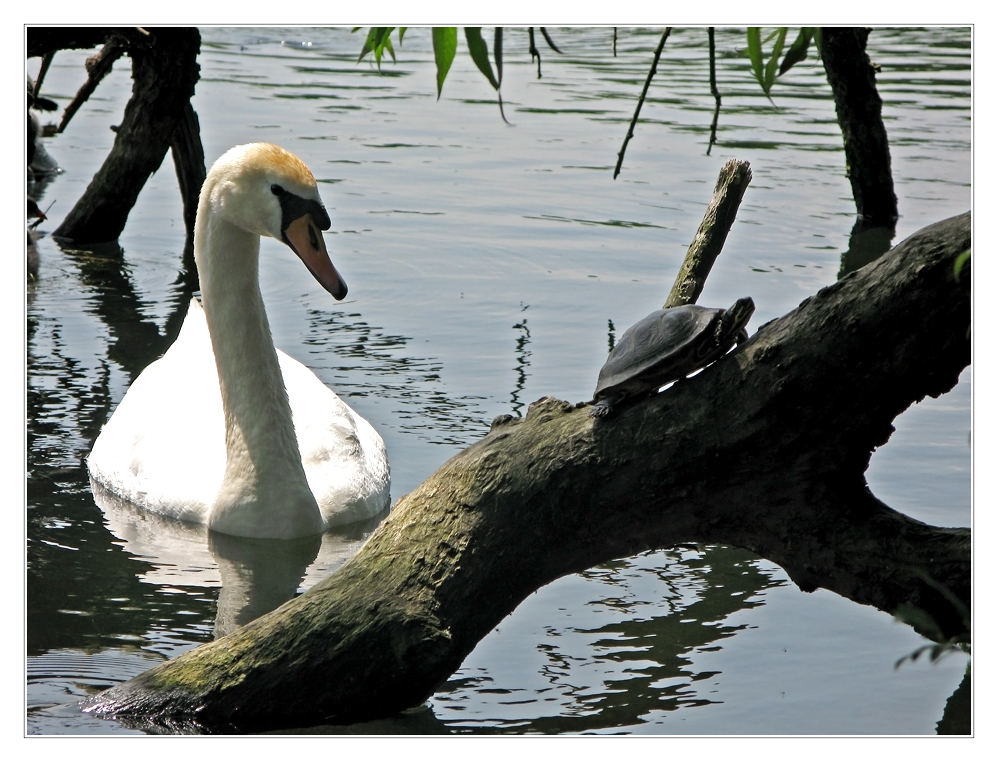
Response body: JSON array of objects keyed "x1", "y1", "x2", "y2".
[
  {"x1": 464, "y1": 27, "x2": 500, "y2": 90},
  {"x1": 495, "y1": 27, "x2": 504, "y2": 88},
  {"x1": 356, "y1": 27, "x2": 378, "y2": 62},
  {"x1": 381, "y1": 34, "x2": 396, "y2": 66},
  {"x1": 432, "y1": 27, "x2": 458, "y2": 98},
  {"x1": 357, "y1": 27, "x2": 396, "y2": 69},
  {"x1": 764, "y1": 27, "x2": 787, "y2": 89},
  {"x1": 363, "y1": 27, "x2": 391, "y2": 61},
  {"x1": 779, "y1": 27, "x2": 814, "y2": 75},
  {"x1": 746, "y1": 26, "x2": 787, "y2": 100},
  {"x1": 747, "y1": 27, "x2": 764, "y2": 87},
  {"x1": 464, "y1": 28, "x2": 509, "y2": 123}
]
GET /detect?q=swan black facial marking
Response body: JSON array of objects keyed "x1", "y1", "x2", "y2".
[{"x1": 277, "y1": 189, "x2": 332, "y2": 248}]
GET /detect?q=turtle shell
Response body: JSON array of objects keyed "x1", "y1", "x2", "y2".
[{"x1": 593, "y1": 304, "x2": 727, "y2": 401}]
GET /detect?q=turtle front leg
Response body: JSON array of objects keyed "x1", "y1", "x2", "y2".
[{"x1": 589, "y1": 392, "x2": 627, "y2": 419}]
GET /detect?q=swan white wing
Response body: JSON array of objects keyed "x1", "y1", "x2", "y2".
[
  {"x1": 89, "y1": 299, "x2": 390, "y2": 530},
  {"x1": 88, "y1": 300, "x2": 224, "y2": 524},
  {"x1": 279, "y1": 352, "x2": 391, "y2": 527},
  {"x1": 87, "y1": 145, "x2": 392, "y2": 539}
]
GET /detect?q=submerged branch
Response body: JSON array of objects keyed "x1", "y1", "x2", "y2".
[
  {"x1": 52, "y1": 28, "x2": 202, "y2": 245},
  {"x1": 169, "y1": 101, "x2": 207, "y2": 270},
  {"x1": 819, "y1": 27, "x2": 898, "y2": 224}
]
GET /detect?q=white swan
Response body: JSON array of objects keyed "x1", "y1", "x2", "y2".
[{"x1": 88, "y1": 143, "x2": 390, "y2": 539}]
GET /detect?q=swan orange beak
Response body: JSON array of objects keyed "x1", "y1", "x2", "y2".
[{"x1": 284, "y1": 213, "x2": 348, "y2": 300}]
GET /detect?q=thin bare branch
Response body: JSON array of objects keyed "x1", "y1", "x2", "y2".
[
  {"x1": 707, "y1": 27, "x2": 722, "y2": 155},
  {"x1": 540, "y1": 27, "x2": 562, "y2": 54},
  {"x1": 613, "y1": 28, "x2": 672, "y2": 180},
  {"x1": 528, "y1": 27, "x2": 541, "y2": 78},
  {"x1": 58, "y1": 38, "x2": 128, "y2": 133}
]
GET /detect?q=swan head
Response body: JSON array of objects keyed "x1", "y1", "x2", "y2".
[{"x1": 203, "y1": 143, "x2": 348, "y2": 299}]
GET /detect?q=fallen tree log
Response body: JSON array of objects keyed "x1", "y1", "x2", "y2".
[{"x1": 85, "y1": 212, "x2": 971, "y2": 733}]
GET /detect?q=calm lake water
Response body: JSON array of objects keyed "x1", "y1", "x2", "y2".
[{"x1": 25, "y1": 26, "x2": 971, "y2": 735}]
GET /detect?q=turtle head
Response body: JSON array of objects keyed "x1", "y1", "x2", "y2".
[{"x1": 723, "y1": 297, "x2": 755, "y2": 344}]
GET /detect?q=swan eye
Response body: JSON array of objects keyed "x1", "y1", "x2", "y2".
[
  {"x1": 308, "y1": 224, "x2": 319, "y2": 250},
  {"x1": 271, "y1": 184, "x2": 285, "y2": 196}
]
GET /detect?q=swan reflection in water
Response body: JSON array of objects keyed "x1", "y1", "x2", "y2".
[{"x1": 92, "y1": 479, "x2": 387, "y2": 638}]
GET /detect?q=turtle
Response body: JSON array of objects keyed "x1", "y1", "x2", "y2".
[{"x1": 588, "y1": 297, "x2": 755, "y2": 418}]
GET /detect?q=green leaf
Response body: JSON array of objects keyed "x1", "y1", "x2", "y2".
[
  {"x1": 357, "y1": 27, "x2": 382, "y2": 62},
  {"x1": 399, "y1": 27, "x2": 407, "y2": 45},
  {"x1": 432, "y1": 27, "x2": 458, "y2": 99},
  {"x1": 357, "y1": 27, "x2": 395, "y2": 69},
  {"x1": 954, "y1": 249, "x2": 971, "y2": 279},
  {"x1": 779, "y1": 27, "x2": 813, "y2": 76},
  {"x1": 356, "y1": 27, "x2": 374, "y2": 62},
  {"x1": 747, "y1": 27, "x2": 764, "y2": 87},
  {"x1": 747, "y1": 27, "x2": 789, "y2": 99},
  {"x1": 464, "y1": 27, "x2": 500, "y2": 90},
  {"x1": 760, "y1": 28, "x2": 782, "y2": 45},
  {"x1": 763, "y1": 27, "x2": 787, "y2": 91}
]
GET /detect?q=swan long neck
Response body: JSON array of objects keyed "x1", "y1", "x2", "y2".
[{"x1": 195, "y1": 203, "x2": 323, "y2": 538}]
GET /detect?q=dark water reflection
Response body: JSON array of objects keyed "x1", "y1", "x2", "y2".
[
  {"x1": 510, "y1": 306, "x2": 531, "y2": 417},
  {"x1": 91, "y1": 480, "x2": 388, "y2": 638},
  {"x1": 302, "y1": 308, "x2": 493, "y2": 446},
  {"x1": 427, "y1": 547, "x2": 779, "y2": 734},
  {"x1": 58, "y1": 241, "x2": 186, "y2": 377},
  {"x1": 839, "y1": 219, "x2": 897, "y2": 277}
]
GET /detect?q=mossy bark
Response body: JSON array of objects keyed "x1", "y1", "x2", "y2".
[
  {"x1": 85, "y1": 213, "x2": 971, "y2": 732},
  {"x1": 665, "y1": 159, "x2": 752, "y2": 308}
]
